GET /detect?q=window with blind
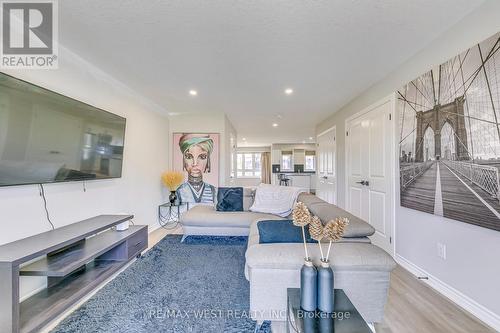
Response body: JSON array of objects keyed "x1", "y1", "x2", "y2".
[
  {"x1": 281, "y1": 151, "x2": 293, "y2": 171},
  {"x1": 305, "y1": 151, "x2": 316, "y2": 171},
  {"x1": 236, "y1": 152, "x2": 262, "y2": 178}
]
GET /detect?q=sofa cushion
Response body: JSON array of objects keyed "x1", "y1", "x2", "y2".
[
  {"x1": 249, "y1": 184, "x2": 305, "y2": 217},
  {"x1": 247, "y1": 217, "x2": 370, "y2": 250},
  {"x1": 245, "y1": 242, "x2": 396, "y2": 272},
  {"x1": 257, "y1": 220, "x2": 315, "y2": 244},
  {"x1": 297, "y1": 194, "x2": 375, "y2": 238},
  {"x1": 243, "y1": 187, "x2": 256, "y2": 211},
  {"x1": 248, "y1": 216, "x2": 286, "y2": 248},
  {"x1": 297, "y1": 193, "x2": 325, "y2": 206},
  {"x1": 216, "y1": 187, "x2": 244, "y2": 212},
  {"x1": 181, "y1": 205, "x2": 282, "y2": 228},
  {"x1": 307, "y1": 203, "x2": 375, "y2": 238}
]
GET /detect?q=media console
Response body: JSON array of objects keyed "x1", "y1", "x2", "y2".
[{"x1": 0, "y1": 215, "x2": 147, "y2": 333}]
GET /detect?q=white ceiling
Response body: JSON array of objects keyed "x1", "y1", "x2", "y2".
[{"x1": 58, "y1": 0, "x2": 485, "y2": 146}]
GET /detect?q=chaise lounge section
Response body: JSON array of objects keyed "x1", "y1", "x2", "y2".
[{"x1": 181, "y1": 190, "x2": 396, "y2": 324}]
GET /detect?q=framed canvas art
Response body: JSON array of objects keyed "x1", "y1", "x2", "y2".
[
  {"x1": 397, "y1": 32, "x2": 500, "y2": 232},
  {"x1": 172, "y1": 133, "x2": 220, "y2": 204}
]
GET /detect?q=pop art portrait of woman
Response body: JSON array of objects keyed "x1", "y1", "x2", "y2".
[{"x1": 173, "y1": 133, "x2": 219, "y2": 204}]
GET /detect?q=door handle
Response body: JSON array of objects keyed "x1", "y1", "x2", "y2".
[
  {"x1": 322, "y1": 176, "x2": 328, "y2": 179},
  {"x1": 356, "y1": 180, "x2": 370, "y2": 186},
  {"x1": 364, "y1": 180, "x2": 369, "y2": 186}
]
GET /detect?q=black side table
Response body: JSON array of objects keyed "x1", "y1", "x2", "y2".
[
  {"x1": 158, "y1": 202, "x2": 189, "y2": 229},
  {"x1": 286, "y1": 288, "x2": 373, "y2": 333}
]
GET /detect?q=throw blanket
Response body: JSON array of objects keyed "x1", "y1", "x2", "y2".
[{"x1": 249, "y1": 184, "x2": 305, "y2": 217}]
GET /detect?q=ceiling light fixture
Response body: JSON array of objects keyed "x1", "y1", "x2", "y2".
[
  {"x1": 189, "y1": 90, "x2": 198, "y2": 96},
  {"x1": 309, "y1": 137, "x2": 313, "y2": 140},
  {"x1": 242, "y1": 137, "x2": 246, "y2": 141},
  {"x1": 272, "y1": 123, "x2": 278, "y2": 127},
  {"x1": 285, "y1": 88, "x2": 293, "y2": 95}
]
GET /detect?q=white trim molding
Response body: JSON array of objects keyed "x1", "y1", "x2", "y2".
[{"x1": 395, "y1": 254, "x2": 500, "y2": 332}]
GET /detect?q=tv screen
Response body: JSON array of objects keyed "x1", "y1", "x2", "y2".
[{"x1": 0, "y1": 73, "x2": 126, "y2": 187}]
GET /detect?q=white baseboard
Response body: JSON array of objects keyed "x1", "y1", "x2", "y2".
[{"x1": 395, "y1": 254, "x2": 500, "y2": 332}]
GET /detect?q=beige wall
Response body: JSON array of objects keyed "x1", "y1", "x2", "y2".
[{"x1": 316, "y1": 1, "x2": 500, "y2": 328}]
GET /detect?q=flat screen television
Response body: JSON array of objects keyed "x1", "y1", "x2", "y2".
[{"x1": 0, "y1": 73, "x2": 126, "y2": 187}]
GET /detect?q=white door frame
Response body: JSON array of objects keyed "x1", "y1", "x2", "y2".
[
  {"x1": 344, "y1": 94, "x2": 397, "y2": 256},
  {"x1": 317, "y1": 125, "x2": 337, "y2": 204}
]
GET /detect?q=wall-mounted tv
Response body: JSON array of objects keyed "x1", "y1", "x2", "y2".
[{"x1": 0, "y1": 73, "x2": 126, "y2": 187}]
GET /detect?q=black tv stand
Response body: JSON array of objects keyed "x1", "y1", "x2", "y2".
[{"x1": 0, "y1": 215, "x2": 147, "y2": 333}]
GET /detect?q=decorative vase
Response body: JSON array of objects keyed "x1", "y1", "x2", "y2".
[
  {"x1": 317, "y1": 259, "x2": 334, "y2": 313},
  {"x1": 300, "y1": 258, "x2": 317, "y2": 312},
  {"x1": 302, "y1": 311, "x2": 316, "y2": 333},
  {"x1": 318, "y1": 314, "x2": 334, "y2": 333},
  {"x1": 169, "y1": 191, "x2": 177, "y2": 204}
]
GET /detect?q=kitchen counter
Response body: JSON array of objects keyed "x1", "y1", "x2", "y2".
[{"x1": 273, "y1": 173, "x2": 316, "y2": 190}]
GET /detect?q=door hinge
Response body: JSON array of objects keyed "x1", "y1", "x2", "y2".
[
  {"x1": 389, "y1": 237, "x2": 392, "y2": 244},
  {"x1": 389, "y1": 113, "x2": 392, "y2": 120},
  {"x1": 346, "y1": 131, "x2": 349, "y2": 136}
]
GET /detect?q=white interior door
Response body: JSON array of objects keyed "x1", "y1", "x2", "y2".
[
  {"x1": 316, "y1": 127, "x2": 336, "y2": 204},
  {"x1": 346, "y1": 98, "x2": 394, "y2": 255}
]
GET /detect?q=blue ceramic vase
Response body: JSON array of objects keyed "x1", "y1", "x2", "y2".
[
  {"x1": 300, "y1": 258, "x2": 317, "y2": 312},
  {"x1": 317, "y1": 259, "x2": 334, "y2": 313}
]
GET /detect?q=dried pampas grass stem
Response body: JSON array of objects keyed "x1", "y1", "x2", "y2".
[
  {"x1": 324, "y1": 217, "x2": 349, "y2": 260},
  {"x1": 292, "y1": 202, "x2": 312, "y2": 260},
  {"x1": 309, "y1": 216, "x2": 325, "y2": 260}
]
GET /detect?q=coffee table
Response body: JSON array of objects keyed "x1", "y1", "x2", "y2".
[{"x1": 286, "y1": 288, "x2": 373, "y2": 333}]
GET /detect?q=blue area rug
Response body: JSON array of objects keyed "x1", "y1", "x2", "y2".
[{"x1": 51, "y1": 235, "x2": 271, "y2": 333}]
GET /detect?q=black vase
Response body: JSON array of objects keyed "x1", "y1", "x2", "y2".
[{"x1": 169, "y1": 191, "x2": 177, "y2": 204}]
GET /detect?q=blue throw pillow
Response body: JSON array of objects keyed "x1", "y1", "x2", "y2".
[
  {"x1": 258, "y1": 220, "x2": 315, "y2": 244},
  {"x1": 216, "y1": 187, "x2": 244, "y2": 212}
]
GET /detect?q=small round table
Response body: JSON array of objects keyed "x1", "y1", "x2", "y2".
[{"x1": 158, "y1": 202, "x2": 190, "y2": 229}]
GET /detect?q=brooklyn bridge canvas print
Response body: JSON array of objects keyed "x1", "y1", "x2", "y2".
[{"x1": 398, "y1": 32, "x2": 500, "y2": 232}]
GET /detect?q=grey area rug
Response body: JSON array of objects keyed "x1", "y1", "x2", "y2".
[{"x1": 51, "y1": 235, "x2": 271, "y2": 333}]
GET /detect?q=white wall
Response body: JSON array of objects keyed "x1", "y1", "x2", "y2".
[
  {"x1": 316, "y1": 0, "x2": 500, "y2": 329},
  {"x1": 0, "y1": 46, "x2": 170, "y2": 299}
]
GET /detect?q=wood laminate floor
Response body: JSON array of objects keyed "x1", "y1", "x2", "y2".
[
  {"x1": 375, "y1": 265, "x2": 495, "y2": 333},
  {"x1": 150, "y1": 228, "x2": 496, "y2": 333}
]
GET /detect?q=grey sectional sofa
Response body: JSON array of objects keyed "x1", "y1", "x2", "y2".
[
  {"x1": 180, "y1": 190, "x2": 396, "y2": 325},
  {"x1": 180, "y1": 188, "x2": 282, "y2": 239}
]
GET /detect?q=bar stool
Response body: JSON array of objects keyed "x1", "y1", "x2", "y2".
[{"x1": 278, "y1": 173, "x2": 290, "y2": 186}]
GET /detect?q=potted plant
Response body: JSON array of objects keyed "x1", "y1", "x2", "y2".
[{"x1": 161, "y1": 171, "x2": 185, "y2": 204}]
